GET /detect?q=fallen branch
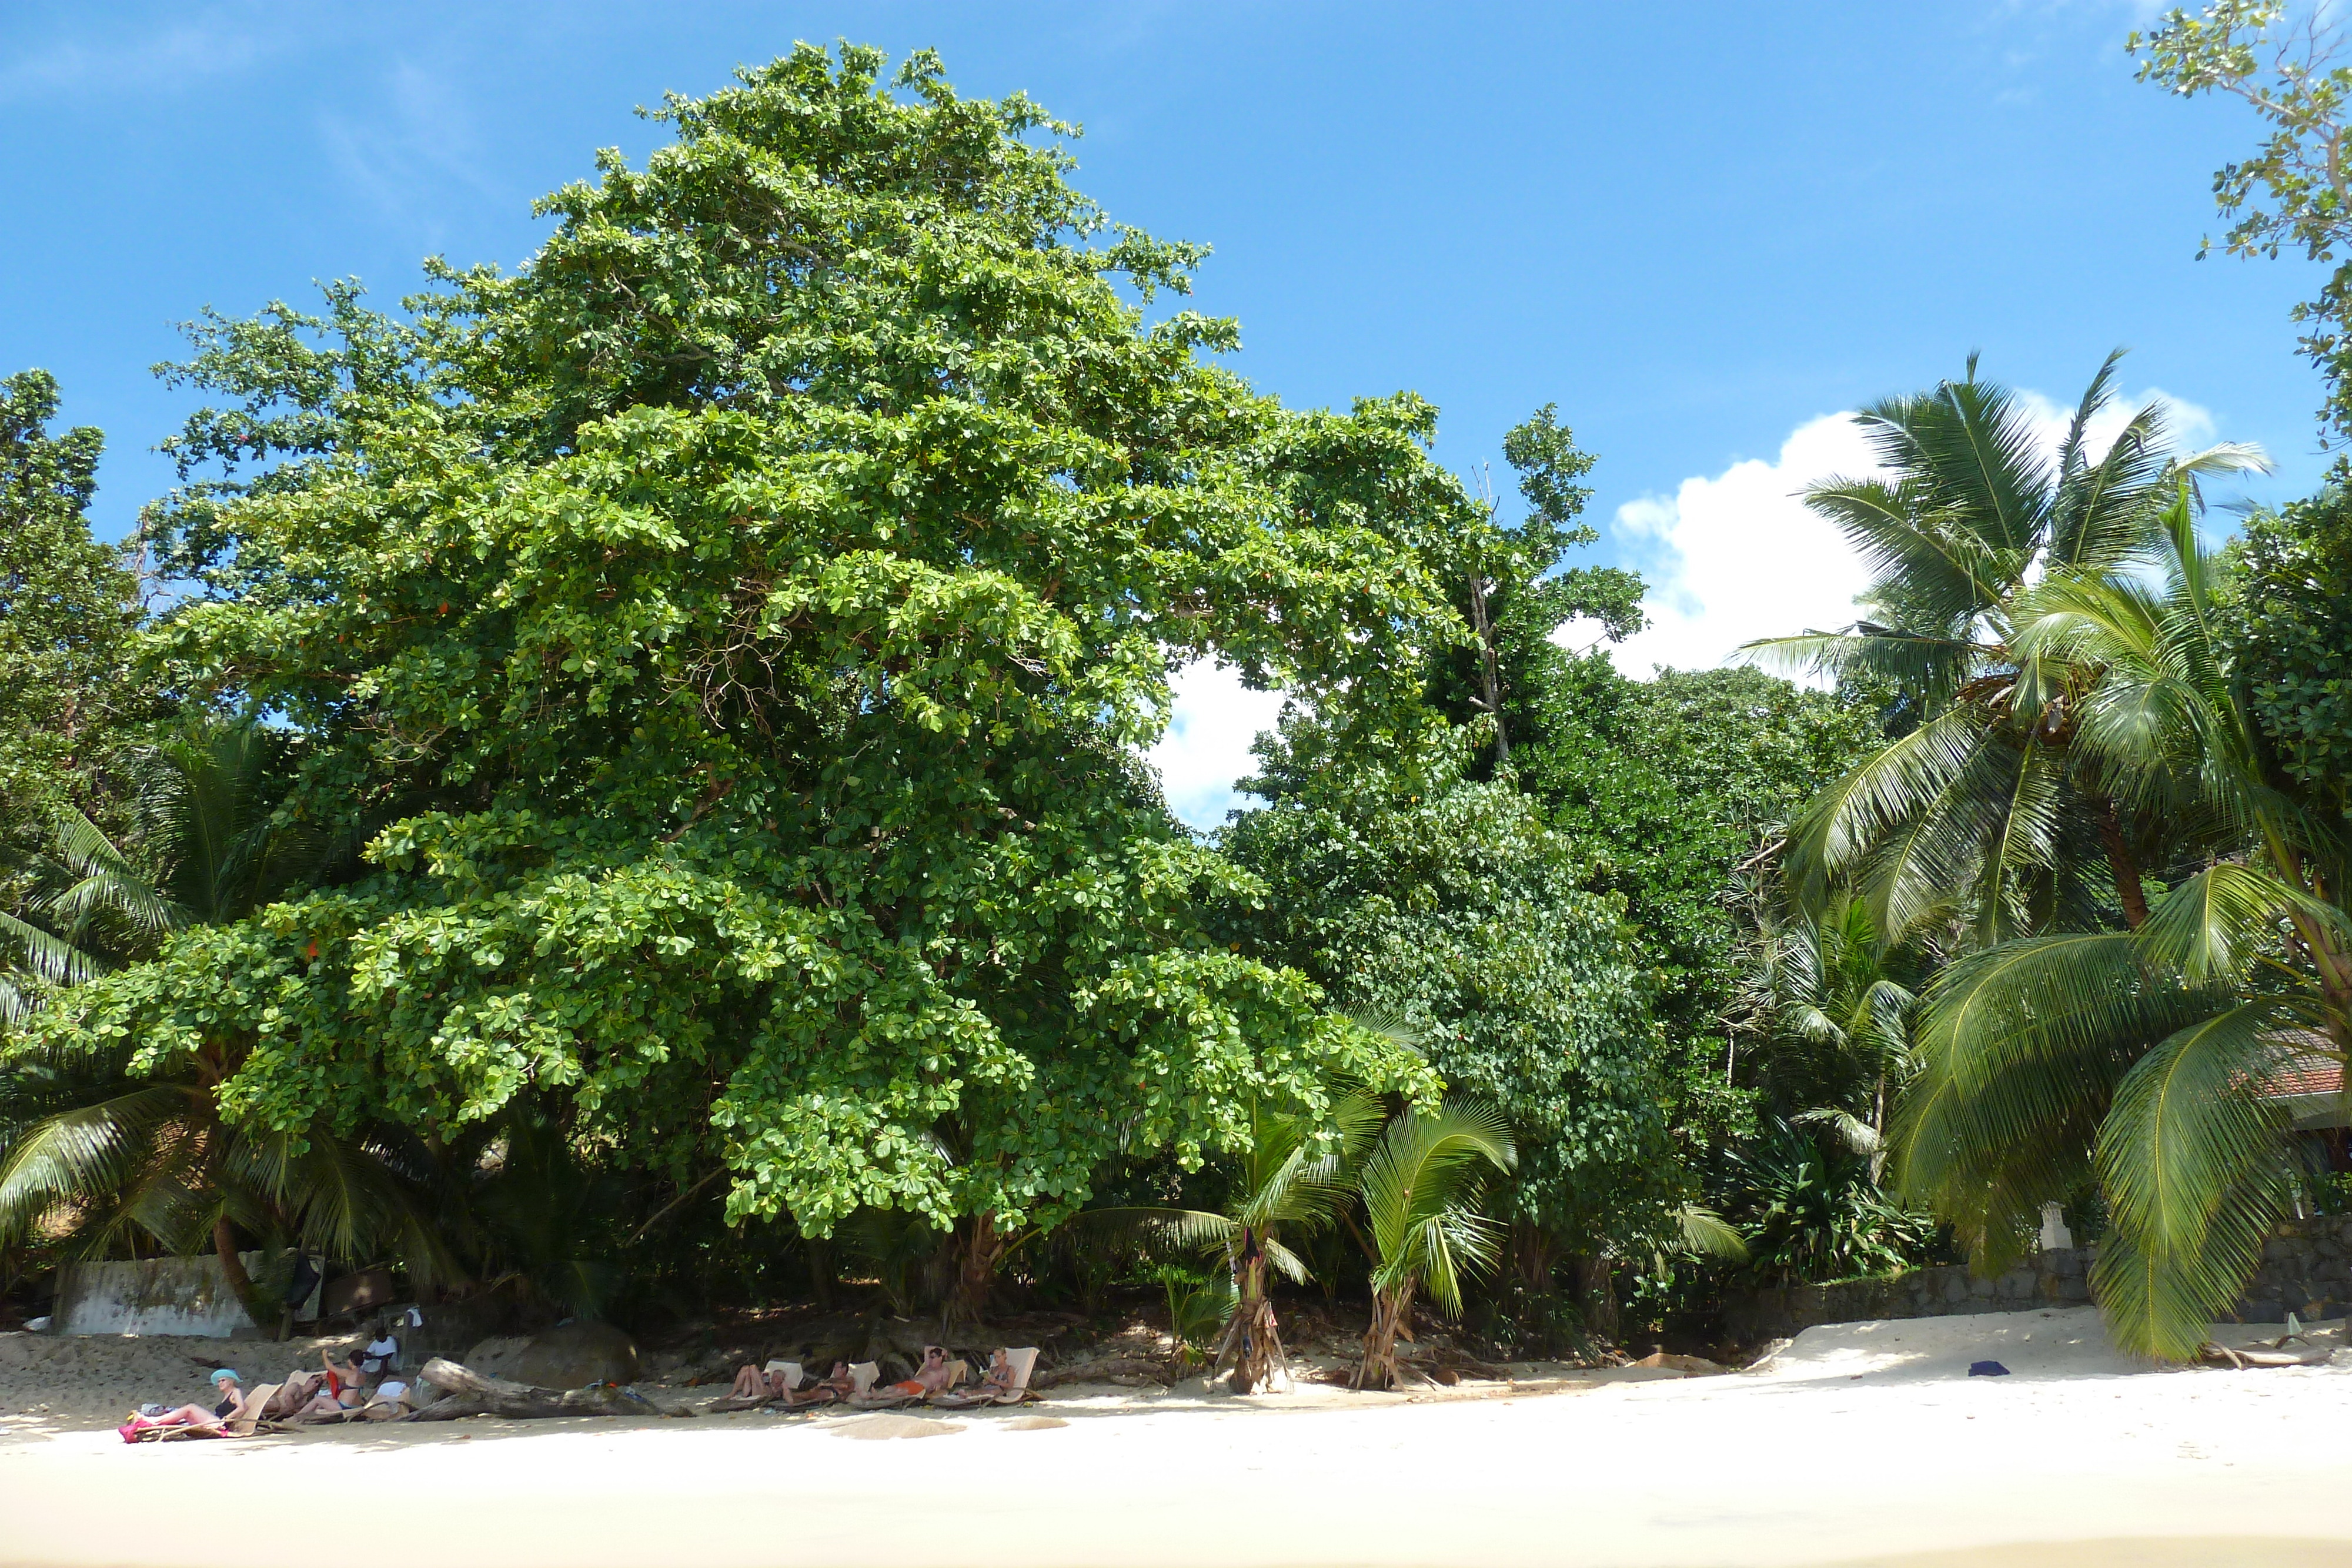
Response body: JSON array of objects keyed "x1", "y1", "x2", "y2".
[{"x1": 407, "y1": 1356, "x2": 655, "y2": 1421}]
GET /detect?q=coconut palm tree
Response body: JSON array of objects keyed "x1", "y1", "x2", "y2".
[
  {"x1": 0, "y1": 717, "x2": 432, "y2": 1323},
  {"x1": 1895, "y1": 488, "x2": 2351, "y2": 1359},
  {"x1": 2, "y1": 720, "x2": 345, "y2": 1001},
  {"x1": 1083, "y1": 1084, "x2": 1384, "y2": 1392},
  {"x1": 1748, "y1": 353, "x2": 2267, "y2": 950},
  {"x1": 1752, "y1": 890, "x2": 1919, "y2": 1178},
  {"x1": 1351, "y1": 1095, "x2": 1515, "y2": 1390}
]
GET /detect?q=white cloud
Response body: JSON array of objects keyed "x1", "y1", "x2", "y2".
[
  {"x1": 1148, "y1": 660, "x2": 1285, "y2": 830},
  {"x1": 1583, "y1": 413, "x2": 1885, "y2": 680},
  {"x1": 1585, "y1": 384, "x2": 2228, "y2": 682},
  {"x1": 1149, "y1": 381, "x2": 2231, "y2": 819}
]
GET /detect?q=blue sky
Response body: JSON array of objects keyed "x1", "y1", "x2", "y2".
[{"x1": 1, "y1": 2, "x2": 2330, "y2": 822}]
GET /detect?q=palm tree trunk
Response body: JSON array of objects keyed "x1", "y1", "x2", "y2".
[
  {"x1": 1353, "y1": 1278, "x2": 1415, "y2": 1390},
  {"x1": 1218, "y1": 1248, "x2": 1287, "y2": 1393},
  {"x1": 212, "y1": 1216, "x2": 270, "y2": 1329},
  {"x1": 2094, "y1": 798, "x2": 2150, "y2": 929},
  {"x1": 1870, "y1": 1074, "x2": 1888, "y2": 1185}
]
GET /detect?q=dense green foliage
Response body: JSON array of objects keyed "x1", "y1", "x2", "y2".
[
  {"x1": 0, "y1": 372, "x2": 149, "y2": 854},
  {"x1": 19, "y1": 48, "x2": 1491, "y2": 1300},
  {"x1": 2226, "y1": 489, "x2": 2352, "y2": 822},
  {"x1": 22, "y1": 24, "x2": 2346, "y2": 1368},
  {"x1": 1521, "y1": 662, "x2": 1879, "y2": 1149},
  {"x1": 1222, "y1": 738, "x2": 1673, "y2": 1260}
]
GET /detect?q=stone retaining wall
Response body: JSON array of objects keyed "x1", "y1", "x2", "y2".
[{"x1": 1723, "y1": 1214, "x2": 2352, "y2": 1342}]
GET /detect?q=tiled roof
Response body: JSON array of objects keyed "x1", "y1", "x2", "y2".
[
  {"x1": 2264, "y1": 1057, "x2": 2343, "y2": 1101},
  {"x1": 2258, "y1": 1031, "x2": 2344, "y2": 1102}
]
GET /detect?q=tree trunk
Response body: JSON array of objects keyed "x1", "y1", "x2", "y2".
[
  {"x1": 2094, "y1": 798, "x2": 2150, "y2": 929},
  {"x1": 804, "y1": 1236, "x2": 836, "y2": 1312},
  {"x1": 1870, "y1": 1074, "x2": 1889, "y2": 1185},
  {"x1": 1214, "y1": 1239, "x2": 1287, "y2": 1393},
  {"x1": 1573, "y1": 1254, "x2": 1619, "y2": 1348},
  {"x1": 1511, "y1": 1222, "x2": 1559, "y2": 1294},
  {"x1": 944, "y1": 1213, "x2": 1003, "y2": 1330},
  {"x1": 1354, "y1": 1278, "x2": 1416, "y2": 1390},
  {"x1": 212, "y1": 1217, "x2": 274, "y2": 1333},
  {"x1": 408, "y1": 1357, "x2": 654, "y2": 1420},
  {"x1": 1466, "y1": 574, "x2": 1509, "y2": 768}
]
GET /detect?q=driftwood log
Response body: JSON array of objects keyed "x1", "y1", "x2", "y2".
[
  {"x1": 409, "y1": 1356, "x2": 656, "y2": 1421},
  {"x1": 1030, "y1": 1356, "x2": 1175, "y2": 1390}
]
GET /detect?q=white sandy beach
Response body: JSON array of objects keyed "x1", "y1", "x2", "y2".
[{"x1": 4, "y1": 1307, "x2": 2351, "y2": 1568}]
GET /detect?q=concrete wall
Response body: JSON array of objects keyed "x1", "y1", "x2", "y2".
[
  {"x1": 1723, "y1": 1215, "x2": 2352, "y2": 1341},
  {"x1": 52, "y1": 1253, "x2": 269, "y2": 1338},
  {"x1": 1723, "y1": 1247, "x2": 2092, "y2": 1342}
]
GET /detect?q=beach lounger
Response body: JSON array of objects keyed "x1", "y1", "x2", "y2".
[
  {"x1": 221, "y1": 1383, "x2": 285, "y2": 1437},
  {"x1": 2199, "y1": 1339, "x2": 2336, "y2": 1368},
  {"x1": 705, "y1": 1360, "x2": 808, "y2": 1413},
  {"x1": 928, "y1": 1348, "x2": 1038, "y2": 1408},
  {"x1": 848, "y1": 1361, "x2": 925, "y2": 1409}
]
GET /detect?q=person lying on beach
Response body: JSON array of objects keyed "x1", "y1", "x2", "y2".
[
  {"x1": 121, "y1": 1370, "x2": 245, "y2": 1440},
  {"x1": 780, "y1": 1360, "x2": 857, "y2": 1407},
  {"x1": 724, "y1": 1362, "x2": 796, "y2": 1402},
  {"x1": 268, "y1": 1369, "x2": 342, "y2": 1422},
  {"x1": 263, "y1": 1350, "x2": 370, "y2": 1422},
  {"x1": 875, "y1": 1346, "x2": 957, "y2": 1399}
]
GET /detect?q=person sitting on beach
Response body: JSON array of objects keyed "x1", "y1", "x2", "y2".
[
  {"x1": 973, "y1": 1348, "x2": 1018, "y2": 1398},
  {"x1": 876, "y1": 1345, "x2": 957, "y2": 1399},
  {"x1": 320, "y1": 1349, "x2": 375, "y2": 1409}
]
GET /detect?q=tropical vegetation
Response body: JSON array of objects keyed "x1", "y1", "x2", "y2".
[{"x1": 5, "y1": 18, "x2": 2352, "y2": 1375}]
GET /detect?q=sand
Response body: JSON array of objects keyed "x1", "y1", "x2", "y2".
[{"x1": 5, "y1": 1306, "x2": 2352, "y2": 1567}]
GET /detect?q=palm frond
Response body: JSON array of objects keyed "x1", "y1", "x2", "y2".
[
  {"x1": 1068, "y1": 1205, "x2": 1237, "y2": 1261},
  {"x1": 0, "y1": 909, "x2": 103, "y2": 988},
  {"x1": 2092, "y1": 999, "x2": 2304, "y2": 1360},
  {"x1": 1794, "y1": 1106, "x2": 1882, "y2": 1159},
  {"x1": 45, "y1": 806, "x2": 181, "y2": 939},
  {"x1": 1783, "y1": 707, "x2": 1992, "y2": 920},
  {"x1": 0, "y1": 1084, "x2": 201, "y2": 1246},
  {"x1": 1358, "y1": 1096, "x2": 1515, "y2": 1316},
  {"x1": 1895, "y1": 933, "x2": 2227, "y2": 1266},
  {"x1": 2139, "y1": 863, "x2": 2349, "y2": 989},
  {"x1": 1672, "y1": 1203, "x2": 1752, "y2": 1263}
]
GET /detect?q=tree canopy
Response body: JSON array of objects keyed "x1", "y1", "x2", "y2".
[{"x1": 27, "y1": 46, "x2": 1496, "y2": 1269}]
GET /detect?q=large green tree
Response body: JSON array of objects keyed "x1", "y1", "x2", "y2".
[
  {"x1": 35, "y1": 46, "x2": 1478, "y2": 1312},
  {"x1": 1423, "y1": 406, "x2": 1643, "y2": 774},
  {"x1": 2133, "y1": 2, "x2": 2352, "y2": 442},
  {"x1": 2226, "y1": 486, "x2": 2352, "y2": 825}
]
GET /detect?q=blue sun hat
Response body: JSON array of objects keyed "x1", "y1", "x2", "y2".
[{"x1": 209, "y1": 1368, "x2": 242, "y2": 1387}]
